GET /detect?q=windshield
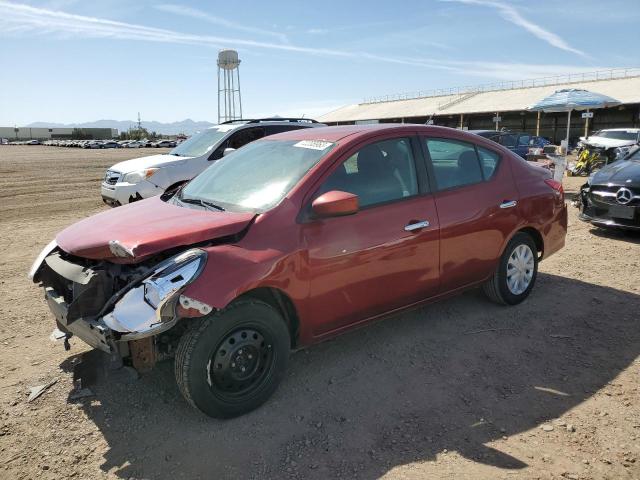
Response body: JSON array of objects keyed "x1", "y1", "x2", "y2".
[
  {"x1": 179, "y1": 139, "x2": 335, "y2": 212},
  {"x1": 595, "y1": 130, "x2": 638, "y2": 141},
  {"x1": 169, "y1": 127, "x2": 232, "y2": 157}
]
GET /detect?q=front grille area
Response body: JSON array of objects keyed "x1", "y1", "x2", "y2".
[
  {"x1": 39, "y1": 252, "x2": 113, "y2": 322},
  {"x1": 589, "y1": 185, "x2": 640, "y2": 206},
  {"x1": 104, "y1": 170, "x2": 121, "y2": 185}
]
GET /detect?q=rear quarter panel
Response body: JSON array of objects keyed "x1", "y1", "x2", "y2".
[{"x1": 509, "y1": 155, "x2": 567, "y2": 258}]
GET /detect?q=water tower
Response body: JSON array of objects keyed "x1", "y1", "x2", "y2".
[{"x1": 217, "y1": 49, "x2": 243, "y2": 124}]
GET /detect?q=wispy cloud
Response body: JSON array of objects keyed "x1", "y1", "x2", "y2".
[
  {"x1": 441, "y1": 0, "x2": 587, "y2": 57},
  {"x1": 357, "y1": 54, "x2": 602, "y2": 80},
  {"x1": 306, "y1": 28, "x2": 328, "y2": 35},
  {"x1": 0, "y1": 1, "x2": 350, "y2": 56},
  {"x1": 304, "y1": 20, "x2": 398, "y2": 36},
  {"x1": 154, "y1": 4, "x2": 289, "y2": 44},
  {"x1": 0, "y1": 0, "x2": 600, "y2": 82}
]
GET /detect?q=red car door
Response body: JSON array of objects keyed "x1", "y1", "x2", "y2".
[
  {"x1": 301, "y1": 135, "x2": 440, "y2": 338},
  {"x1": 421, "y1": 135, "x2": 520, "y2": 292}
]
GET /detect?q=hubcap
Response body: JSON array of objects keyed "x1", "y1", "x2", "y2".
[
  {"x1": 506, "y1": 244, "x2": 534, "y2": 295},
  {"x1": 207, "y1": 328, "x2": 273, "y2": 396}
]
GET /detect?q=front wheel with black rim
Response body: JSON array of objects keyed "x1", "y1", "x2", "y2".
[
  {"x1": 175, "y1": 299, "x2": 290, "y2": 418},
  {"x1": 483, "y1": 232, "x2": 539, "y2": 305}
]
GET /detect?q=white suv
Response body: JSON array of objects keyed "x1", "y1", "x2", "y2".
[
  {"x1": 101, "y1": 118, "x2": 323, "y2": 206},
  {"x1": 579, "y1": 128, "x2": 640, "y2": 162}
]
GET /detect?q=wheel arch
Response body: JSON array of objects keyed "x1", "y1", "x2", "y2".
[
  {"x1": 506, "y1": 226, "x2": 544, "y2": 259},
  {"x1": 236, "y1": 287, "x2": 300, "y2": 349}
]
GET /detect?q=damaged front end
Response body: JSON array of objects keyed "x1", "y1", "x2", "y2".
[{"x1": 30, "y1": 243, "x2": 209, "y2": 370}]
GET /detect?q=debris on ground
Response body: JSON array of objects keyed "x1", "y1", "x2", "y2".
[{"x1": 26, "y1": 378, "x2": 58, "y2": 402}]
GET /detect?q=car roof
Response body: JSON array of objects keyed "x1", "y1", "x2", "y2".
[
  {"x1": 263, "y1": 124, "x2": 500, "y2": 144},
  {"x1": 200, "y1": 119, "x2": 324, "y2": 134},
  {"x1": 468, "y1": 129, "x2": 498, "y2": 134},
  {"x1": 597, "y1": 128, "x2": 639, "y2": 132}
]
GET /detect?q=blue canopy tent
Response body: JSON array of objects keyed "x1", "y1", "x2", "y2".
[{"x1": 528, "y1": 89, "x2": 621, "y2": 180}]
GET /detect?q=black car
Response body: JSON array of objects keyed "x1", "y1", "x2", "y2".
[{"x1": 578, "y1": 147, "x2": 640, "y2": 230}]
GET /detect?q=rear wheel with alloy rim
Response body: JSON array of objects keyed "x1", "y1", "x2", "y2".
[
  {"x1": 175, "y1": 299, "x2": 290, "y2": 418},
  {"x1": 483, "y1": 232, "x2": 539, "y2": 305}
]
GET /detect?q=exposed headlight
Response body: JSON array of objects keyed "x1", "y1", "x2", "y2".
[
  {"x1": 122, "y1": 168, "x2": 159, "y2": 184},
  {"x1": 614, "y1": 146, "x2": 630, "y2": 160},
  {"x1": 103, "y1": 249, "x2": 207, "y2": 338},
  {"x1": 143, "y1": 250, "x2": 206, "y2": 309}
]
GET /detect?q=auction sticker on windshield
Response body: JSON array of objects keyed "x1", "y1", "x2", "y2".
[{"x1": 293, "y1": 140, "x2": 334, "y2": 150}]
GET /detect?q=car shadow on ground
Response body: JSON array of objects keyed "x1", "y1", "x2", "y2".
[{"x1": 64, "y1": 273, "x2": 640, "y2": 479}]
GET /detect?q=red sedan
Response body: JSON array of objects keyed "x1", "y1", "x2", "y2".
[{"x1": 30, "y1": 125, "x2": 567, "y2": 418}]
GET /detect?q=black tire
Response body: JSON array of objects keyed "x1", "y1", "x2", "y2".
[
  {"x1": 175, "y1": 299, "x2": 290, "y2": 418},
  {"x1": 483, "y1": 232, "x2": 538, "y2": 305}
]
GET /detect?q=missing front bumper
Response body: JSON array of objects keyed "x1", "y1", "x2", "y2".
[{"x1": 45, "y1": 287, "x2": 117, "y2": 353}]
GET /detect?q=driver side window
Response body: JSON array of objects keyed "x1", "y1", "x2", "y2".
[
  {"x1": 210, "y1": 127, "x2": 266, "y2": 161},
  {"x1": 228, "y1": 127, "x2": 265, "y2": 149},
  {"x1": 318, "y1": 138, "x2": 418, "y2": 208}
]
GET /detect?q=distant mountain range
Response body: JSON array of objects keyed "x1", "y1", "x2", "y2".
[{"x1": 26, "y1": 119, "x2": 216, "y2": 135}]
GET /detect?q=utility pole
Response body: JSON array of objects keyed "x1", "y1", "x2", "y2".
[{"x1": 137, "y1": 112, "x2": 142, "y2": 130}]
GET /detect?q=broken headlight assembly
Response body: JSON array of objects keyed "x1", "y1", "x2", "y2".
[{"x1": 103, "y1": 249, "x2": 209, "y2": 339}]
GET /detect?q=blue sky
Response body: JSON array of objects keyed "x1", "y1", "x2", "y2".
[{"x1": 0, "y1": 0, "x2": 638, "y2": 125}]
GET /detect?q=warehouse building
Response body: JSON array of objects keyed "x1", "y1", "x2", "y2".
[
  {"x1": 0, "y1": 126, "x2": 118, "y2": 141},
  {"x1": 319, "y1": 68, "x2": 640, "y2": 143}
]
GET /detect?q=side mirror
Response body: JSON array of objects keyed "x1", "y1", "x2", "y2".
[
  {"x1": 312, "y1": 191, "x2": 359, "y2": 218},
  {"x1": 223, "y1": 147, "x2": 236, "y2": 157}
]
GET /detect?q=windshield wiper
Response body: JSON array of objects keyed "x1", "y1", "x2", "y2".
[{"x1": 179, "y1": 196, "x2": 225, "y2": 211}]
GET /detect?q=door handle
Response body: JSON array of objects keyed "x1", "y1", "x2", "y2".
[
  {"x1": 404, "y1": 220, "x2": 430, "y2": 232},
  {"x1": 500, "y1": 200, "x2": 517, "y2": 209}
]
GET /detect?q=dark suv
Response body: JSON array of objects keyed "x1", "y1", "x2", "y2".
[{"x1": 470, "y1": 130, "x2": 549, "y2": 159}]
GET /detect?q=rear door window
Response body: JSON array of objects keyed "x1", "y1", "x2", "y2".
[
  {"x1": 477, "y1": 146, "x2": 500, "y2": 179},
  {"x1": 424, "y1": 138, "x2": 483, "y2": 190}
]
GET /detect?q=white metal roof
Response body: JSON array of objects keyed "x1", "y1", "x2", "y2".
[{"x1": 319, "y1": 76, "x2": 640, "y2": 123}]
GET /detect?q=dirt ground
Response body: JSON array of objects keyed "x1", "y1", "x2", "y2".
[{"x1": 0, "y1": 145, "x2": 639, "y2": 480}]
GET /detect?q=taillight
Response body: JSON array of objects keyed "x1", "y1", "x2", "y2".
[{"x1": 544, "y1": 178, "x2": 564, "y2": 200}]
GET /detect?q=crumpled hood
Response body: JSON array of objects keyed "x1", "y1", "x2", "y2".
[
  {"x1": 109, "y1": 154, "x2": 193, "y2": 173},
  {"x1": 56, "y1": 196, "x2": 255, "y2": 262},
  {"x1": 581, "y1": 136, "x2": 637, "y2": 149},
  {"x1": 591, "y1": 159, "x2": 640, "y2": 187}
]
